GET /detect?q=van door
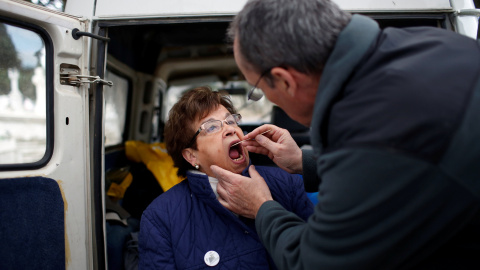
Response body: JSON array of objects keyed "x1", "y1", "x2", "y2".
[{"x1": 0, "y1": 0, "x2": 101, "y2": 269}]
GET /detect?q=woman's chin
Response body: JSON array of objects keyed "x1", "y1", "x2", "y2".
[{"x1": 229, "y1": 158, "x2": 249, "y2": 173}]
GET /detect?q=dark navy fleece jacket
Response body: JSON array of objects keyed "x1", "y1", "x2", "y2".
[{"x1": 139, "y1": 165, "x2": 313, "y2": 270}]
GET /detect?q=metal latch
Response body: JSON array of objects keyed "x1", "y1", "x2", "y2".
[{"x1": 60, "y1": 65, "x2": 113, "y2": 87}]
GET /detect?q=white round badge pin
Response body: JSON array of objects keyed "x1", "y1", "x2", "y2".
[{"x1": 204, "y1": 250, "x2": 220, "y2": 267}]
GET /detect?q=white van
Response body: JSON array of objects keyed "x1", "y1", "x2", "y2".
[{"x1": 0, "y1": 0, "x2": 478, "y2": 269}]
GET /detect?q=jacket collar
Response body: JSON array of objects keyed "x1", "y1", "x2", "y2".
[
  {"x1": 310, "y1": 14, "x2": 381, "y2": 154},
  {"x1": 186, "y1": 163, "x2": 252, "y2": 200}
]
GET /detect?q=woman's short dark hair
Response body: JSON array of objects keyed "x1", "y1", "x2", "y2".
[{"x1": 164, "y1": 86, "x2": 237, "y2": 177}]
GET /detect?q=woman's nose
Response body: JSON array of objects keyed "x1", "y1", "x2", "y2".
[{"x1": 223, "y1": 124, "x2": 237, "y2": 136}]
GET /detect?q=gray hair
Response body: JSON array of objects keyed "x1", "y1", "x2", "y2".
[{"x1": 228, "y1": 0, "x2": 351, "y2": 78}]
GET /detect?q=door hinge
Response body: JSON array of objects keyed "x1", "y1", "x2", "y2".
[{"x1": 60, "y1": 66, "x2": 113, "y2": 87}]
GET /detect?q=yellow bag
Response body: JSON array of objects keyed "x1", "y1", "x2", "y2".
[
  {"x1": 125, "y1": 141, "x2": 184, "y2": 192},
  {"x1": 107, "y1": 172, "x2": 133, "y2": 199}
]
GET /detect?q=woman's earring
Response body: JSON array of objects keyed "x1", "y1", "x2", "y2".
[{"x1": 194, "y1": 164, "x2": 200, "y2": 170}]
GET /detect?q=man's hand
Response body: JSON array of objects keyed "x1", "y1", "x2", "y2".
[
  {"x1": 241, "y1": 124, "x2": 303, "y2": 174},
  {"x1": 212, "y1": 165, "x2": 273, "y2": 219}
]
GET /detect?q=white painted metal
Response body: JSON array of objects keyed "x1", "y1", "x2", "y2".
[
  {"x1": 451, "y1": 0, "x2": 480, "y2": 39},
  {"x1": 335, "y1": 0, "x2": 452, "y2": 12},
  {"x1": 0, "y1": 0, "x2": 94, "y2": 269},
  {"x1": 1, "y1": 0, "x2": 477, "y2": 268},
  {"x1": 70, "y1": 0, "x2": 477, "y2": 39},
  {"x1": 93, "y1": 0, "x2": 454, "y2": 19},
  {"x1": 64, "y1": 0, "x2": 96, "y2": 18}
]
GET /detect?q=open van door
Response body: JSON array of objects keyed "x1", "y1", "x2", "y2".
[{"x1": 0, "y1": 0, "x2": 106, "y2": 269}]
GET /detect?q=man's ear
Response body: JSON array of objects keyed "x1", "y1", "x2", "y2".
[
  {"x1": 270, "y1": 67, "x2": 298, "y2": 97},
  {"x1": 182, "y1": 148, "x2": 197, "y2": 166}
]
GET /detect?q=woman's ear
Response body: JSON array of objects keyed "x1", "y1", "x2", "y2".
[
  {"x1": 182, "y1": 148, "x2": 197, "y2": 166},
  {"x1": 270, "y1": 67, "x2": 298, "y2": 97}
]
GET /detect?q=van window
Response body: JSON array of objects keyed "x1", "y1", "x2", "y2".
[
  {"x1": 0, "y1": 21, "x2": 46, "y2": 164},
  {"x1": 164, "y1": 77, "x2": 274, "y2": 125},
  {"x1": 104, "y1": 69, "x2": 129, "y2": 146}
]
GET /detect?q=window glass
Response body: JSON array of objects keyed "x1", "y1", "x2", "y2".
[
  {"x1": 223, "y1": 81, "x2": 274, "y2": 125},
  {"x1": 0, "y1": 22, "x2": 46, "y2": 164},
  {"x1": 104, "y1": 69, "x2": 129, "y2": 146},
  {"x1": 164, "y1": 76, "x2": 274, "y2": 125}
]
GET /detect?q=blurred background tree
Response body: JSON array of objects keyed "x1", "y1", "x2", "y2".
[{"x1": 0, "y1": 23, "x2": 20, "y2": 95}]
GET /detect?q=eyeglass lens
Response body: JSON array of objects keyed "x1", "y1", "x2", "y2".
[
  {"x1": 248, "y1": 87, "x2": 264, "y2": 101},
  {"x1": 247, "y1": 69, "x2": 271, "y2": 101},
  {"x1": 202, "y1": 114, "x2": 241, "y2": 134}
]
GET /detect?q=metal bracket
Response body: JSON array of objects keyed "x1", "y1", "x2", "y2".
[{"x1": 60, "y1": 66, "x2": 113, "y2": 87}]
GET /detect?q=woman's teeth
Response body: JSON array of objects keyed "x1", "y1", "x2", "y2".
[{"x1": 232, "y1": 154, "x2": 243, "y2": 161}]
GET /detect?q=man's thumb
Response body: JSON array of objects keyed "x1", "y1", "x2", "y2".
[{"x1": 248, "y1": 165, "x2": 259, "y2": 177}]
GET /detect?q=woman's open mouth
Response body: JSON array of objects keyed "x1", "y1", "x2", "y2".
[{"x1": 229, "y1": 141, "x2": 245, "y2": 162}]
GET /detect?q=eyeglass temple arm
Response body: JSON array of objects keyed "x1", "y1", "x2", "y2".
[{"x1": 187, "y1": 128, "x2": 202, "y2": 147}]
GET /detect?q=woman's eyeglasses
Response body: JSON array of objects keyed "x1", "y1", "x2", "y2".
[{"x1": 187, "y1": 114, "x2": 242, "y2": 147}]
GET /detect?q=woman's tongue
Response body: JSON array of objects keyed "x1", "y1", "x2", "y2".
[{"x1": 229, "y1": 148, "x2": 240, "y2": 160}]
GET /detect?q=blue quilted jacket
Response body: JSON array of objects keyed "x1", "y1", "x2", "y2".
[{"x1": 139, "y1": 165, "x2": 314, "y2": 269}]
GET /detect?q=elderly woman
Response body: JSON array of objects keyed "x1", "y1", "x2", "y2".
[{"x1": 138, "y1": 86, "x2": 313, "y2": 269}]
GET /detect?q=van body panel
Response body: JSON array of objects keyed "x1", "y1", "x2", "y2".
[
  {"x1": 0, "y1": 0, "x2": 479, "y2": 269},
  {"x1": 93, "y1": 0, "x2": 453, "y2": 18},
  {"x1": 336, "y1": 0, "x2": 452, "y2": 11},
  {"x1": 63, "y1": 0, "x2": 96, "y2": 19},
  {"x1": 451, "y1": 0, "x2": 480, "y2": 38},
  {"x1": 0, "y1": 0, "x2": 95, "y2": 269}
]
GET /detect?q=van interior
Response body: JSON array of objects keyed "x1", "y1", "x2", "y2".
[{"x1": 98, "y1": 13, "x2": 450, "y2": 269}]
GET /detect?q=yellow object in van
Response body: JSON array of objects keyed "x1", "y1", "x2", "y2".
[
  {"x1": 107, "y1": 172, "x2": 133, "y2": 199},
  {"x1": 125, "y1": 141, "x2": 184, "y2": 192}
]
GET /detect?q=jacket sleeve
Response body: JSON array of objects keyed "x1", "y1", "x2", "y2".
[
  {"x1": 138, "y1": 211, "x2": 176, "y2": 270},
  {"x1": 289, "y1": 174, "x2": 314, "y2": 222},
  {"x1": 255, "y1": 148, "x2": 477, "y2": 270},
  {"x1": 302, "y1": 149, "x2": 321, "y2": 192}
]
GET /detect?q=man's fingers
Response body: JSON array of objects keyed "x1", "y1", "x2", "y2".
[
  {"x1": 254, "y1": 134, "x2": 278, "y2": 154},
  {"x1": 245, "y1": 145, "x2": 270, "y2": 156},
  {"x1": 211, "y1": 165, "x2": 236, "y2": 185},
  {"x1": 245, "y1": 125, "x2": 275, "y2": 140},
  {"x1": 217, "y1": 196, "x2": 232, "y2": 211},
  {"x1": 216, "y1": 179, "x2": 226, "y2": 196}
]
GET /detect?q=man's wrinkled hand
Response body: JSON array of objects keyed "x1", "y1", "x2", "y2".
[
  {"x1": 212, "y1": 165, "x2": 273, "y2": 219},
  {"x1": 241, "y1": 124, "x2": 303, "y2": 174}
]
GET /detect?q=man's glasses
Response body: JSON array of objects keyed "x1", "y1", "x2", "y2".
[
  {"x1": 187, "y1": 114, "x2": 242, "y2": 147},
  {"x1": 247, "y1": 69, "x2": 271, "y2": 101}
]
